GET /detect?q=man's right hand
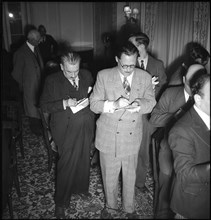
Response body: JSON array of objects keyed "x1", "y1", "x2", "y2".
[{"x1": 113, "y1": 96, "x2": 130, "y2": 109}]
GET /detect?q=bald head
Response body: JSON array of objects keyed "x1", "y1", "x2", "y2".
[
  {"x1": 27, "y1": 29, "x2": 41, "y2": 46},
  {"x1": 186, "y1": 64, "x2": 205, "y2": 82},
  {"x1": 184, "y1": 64, "x2": 205, "y2": 95}
]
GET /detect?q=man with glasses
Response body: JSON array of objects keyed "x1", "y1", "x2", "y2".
[
  {"x1": 12, "y1": 29, "x2": 44, "y2": 135},
  {"x1": 90, "y1": 41, "x2": 156, "y2": 218},
  {"x1": 40, "y1": 51, "x2": 95, "y2": 219}
]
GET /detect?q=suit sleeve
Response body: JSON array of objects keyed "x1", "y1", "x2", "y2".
[
  {"x1": 39, "y1": 76, "x2": 65, "y2": 113},
  {"x1": 89, "y1": 71, "x2": 106, "y2": 114},
  {"x1": 149, "y1": 89, "x2": 173, "y2": 127},
  {"x1": 135, "y1": 73, "x2": 156, "y2": 114},
  {"x1": 169, "y1": 125, "x2": 210, "y2": 183},
  {"x1": 156, "y1": 60, "x2": 167, "y2": 98},
  {"x1": 11, "y1": 51, "x2": 25, "y2": 90}
]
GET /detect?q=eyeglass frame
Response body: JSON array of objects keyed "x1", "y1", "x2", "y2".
[{"x1": 118, "y1": 59, "x2": 136, "y2": 70}]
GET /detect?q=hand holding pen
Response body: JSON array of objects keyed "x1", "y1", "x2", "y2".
[{"x1": 113, "y1": 96, "x2": 130, "y2": 109}]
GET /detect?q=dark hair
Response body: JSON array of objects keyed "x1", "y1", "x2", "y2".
[
  {"x1": 116, "y1": 41, "x2": 139, "y2": 59},
  {"x1": 60, "y1": 50, "x2": 81, "y2": 65},
  {"x1": 129, "y1": 32, "x2": 150, "y2": 47},
  {"x1": 185, "y1": 42, "x2": 210, "y2": 66},
  {"x1": 190, "y1": 70, "x2": 209, "y2": 96}
]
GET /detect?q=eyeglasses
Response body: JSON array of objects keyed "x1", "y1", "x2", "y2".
[{"x1": 118, "y1": 59, "x2": 136, "y2": 70}]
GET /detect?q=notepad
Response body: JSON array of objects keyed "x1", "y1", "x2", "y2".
[{"x1": 70, "y1": 98, "x2": 89, "y2": 114}]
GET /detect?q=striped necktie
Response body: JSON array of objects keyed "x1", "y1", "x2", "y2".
[
  {"x1": 123, "y1": 77, "x2": 131, "y2": 97},
  {"x1": 72, "y1": 78, "x2": 78, "y2": 90},
  {"x1": 140, "y1": 60, "x2": 145, "y2": 70}
]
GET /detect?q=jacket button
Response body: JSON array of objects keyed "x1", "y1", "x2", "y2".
[
  {"x1": 130, "y1": 132, "x2": 132, "y2": 135},
  {"x1": 132, "y1": 120, "x2": 135, "y2": 122},
  {"x1": 117, "y1": 132, "x2": 119, "y2": 134},
  {"x1": 119, "y1": 119, "x2": 122, "y2": 121}
]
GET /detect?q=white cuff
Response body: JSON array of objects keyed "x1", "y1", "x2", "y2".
[{"x1": 103, "y1": 100, "x2": 115, "y2": 113}]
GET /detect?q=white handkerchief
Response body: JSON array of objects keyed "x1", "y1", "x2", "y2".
[{"x1": 88, "y1": 87, "x2": 92, "y2": 94}]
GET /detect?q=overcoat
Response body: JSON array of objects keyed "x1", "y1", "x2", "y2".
[{"x1": 12, "y1": 43, "x2": 44, "y2": 118}]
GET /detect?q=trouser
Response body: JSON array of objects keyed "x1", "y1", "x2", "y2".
[
  {"x1": 136, "y1": 116, "x2": 156, "y2": 188},
  {"x1": 155, "y1": 138, "x2": 174, "y2": 219},
  {"x1": 100, "y1": 152, "x2": 138, "y2": 213},
  {"x1": 29, "y1": 117, "x2": 42, "y2": 135}
]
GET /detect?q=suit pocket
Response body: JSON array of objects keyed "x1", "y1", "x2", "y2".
[{"x1": 182, "y1": 182, "x2": 204, "y2": 196}]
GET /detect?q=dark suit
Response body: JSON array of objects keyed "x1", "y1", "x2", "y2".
[
  {"x1": 149, "y1": 86, "x2": 186, "y2": 218},
  {"x1": 12, "y1": 42, "x2": 44, "y2": 119},
  {"x1": 169, "y1": 107, "x2": 210, "y2": 219},
  {"x1": 136, "y1": 54, "x2": 167, "y2": 190},
  {"x1": 40, "y1": 69, "x2": 95, "y2": 207}
]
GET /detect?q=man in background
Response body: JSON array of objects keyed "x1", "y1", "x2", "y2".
[
  {"x1": 12, "y1": 29, "x2": 44, "y2": 135},
  {"x1": 38, "y1": 24, "x2": 58, "y2": 66},
  {"x1": 128, "y1": 32, "x2": 167, "y2": 193}
]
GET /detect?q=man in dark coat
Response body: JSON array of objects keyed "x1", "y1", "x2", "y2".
[
  {"x1": 168, "y1": 73, "x2": 210, "y2": 219},
  {"x1": 40, "y1": 51, "x2": 95, "y2": 219},
  {"x1": 11, "y1": 29, "x2": 44, "y2": 135},
  {"x1": 128, "y1": 32, "x2": 167, "y2": 193}
]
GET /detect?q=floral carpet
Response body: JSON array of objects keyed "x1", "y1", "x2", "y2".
[{"x1": 2, "y1": 116, "x2": 154, "y2": 219}]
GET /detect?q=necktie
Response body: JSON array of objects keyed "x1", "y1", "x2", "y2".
[
  {"x1": 123, "y1": 77, "x2": 131, "y2": 97},
  {"x1": 72, "y1": 79, "x2": 78, "y2": 90},
  {"x1": 34, "y1": 47, "x2": 41, "y2": 67},
  {"x1": 140, "y1": 60, "x2": 145, "y2": 70}
]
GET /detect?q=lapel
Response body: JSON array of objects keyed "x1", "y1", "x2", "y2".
[
  {"x1": 25, "y1": 43, "x2": 44, "y2": 70},
  {"x1": 190, "y1": 108, "x2": 210, "y2": 147},
  {"x1": 146, "y1": 55, "x2": 154, "y2": 75},
  {"x1": 110, "y1": 67, "x2": 126, "y2": 98}
]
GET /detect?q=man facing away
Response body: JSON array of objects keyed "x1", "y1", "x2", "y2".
[
  {"x1": 11, "y1": 29, "x2": 44, "y2": 135},
  {"x1": 168, "y1": 73, "x2": 210, "y2": 219},
  {"x1": 90, "y1": 41, "x2": 156, "y2": 218}
]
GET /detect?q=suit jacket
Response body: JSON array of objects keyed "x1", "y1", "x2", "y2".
[
  {"x1": 40, "y1": 69, "x2": 94, "y2": 147},
  {"x1": 12, "y1": 43, "x2": 44, "y2": 118},
  {"x1": 90, "y1": 67, "x2": 156, "y2": 157},
  {"x1": 168, "y1": 107, "x2": 210, "y2": 219},
  {"x1": 137, "y1": 55, "x2": 167, "y2": 99},
  {"x1": 149, "y1": 85, "x2": 186, "y2": 127}
]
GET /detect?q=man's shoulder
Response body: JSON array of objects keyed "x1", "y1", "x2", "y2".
[
  {"x1": 46, "y1": 71, "x2": 63, "y2": 82},
  {"x1": 148, "y1": 54, "x2": 164, "y2": 65},
  {"x1": 98, "y1": 67, "x2": 116, "y2": 77}
]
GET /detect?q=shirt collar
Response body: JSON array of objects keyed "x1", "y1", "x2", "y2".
[
  {"x1": 26, "y1": 41, "x2": 35, "y2": 52},
  {"x1": 184, "y1": 89, "x2": 190, "y2": 102},
  {"x1": 138, "y1": 54, "x2": 148, "y2": 70},
  {"x1": 118, "y1": 70, "x2": 134, "y2": 86},
  {"x1": 194, "y1": 105, "x2": 210, "y2": 130}
]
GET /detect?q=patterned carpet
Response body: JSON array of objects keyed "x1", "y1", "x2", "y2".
[{"x1": 2, "y1": 116, "x2": 154, "y2": 219}]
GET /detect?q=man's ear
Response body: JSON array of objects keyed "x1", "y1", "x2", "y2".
[
  {"x1": 60, "y1": 64, "x2": 63, "y2": 71},
  {"x1": 115, "y1": 56, "x2": 118, "y2": 63}
]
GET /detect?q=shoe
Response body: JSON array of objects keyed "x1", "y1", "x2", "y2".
[
  {"x1": 136, "y1": 185, "x2": 148, "y2": 193},
  {"x1": 126, "y1": 212, "x2": 139, "y2": 219},
  {"x1": 55, "y1": 206, "x2": 65, "y2": 219},
  {"x1": 101, "y1": 208, "x2": 113, "y2": 219}
]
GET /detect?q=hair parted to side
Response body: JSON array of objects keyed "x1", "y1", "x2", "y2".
[
  {"x1": 190, "y1": 70, "x2": 209, "y2": 96},
  {"x1": 60, "y1": 51, "x2": 81, "y2": 65},
  {"x1": 116, "y1": 41, "x2": 139, "y2": 59},
  {"x1": 129, "y1": 32, "x2": 150, "y2": 47}
]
